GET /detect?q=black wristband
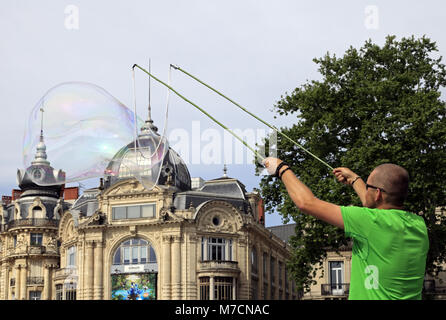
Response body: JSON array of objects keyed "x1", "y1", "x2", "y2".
[
  {"x1": 279, "y1": 167, "x2": 292, "y2": 179},
  {"x1": 351, "y1": 176, "x2": 361, "y2": 186},
  {"x1": 274, "y1": 162, "x2": 288, "y2": 178}
]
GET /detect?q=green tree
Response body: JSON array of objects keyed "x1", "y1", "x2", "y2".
[{"x1": 258, "y1": 35, "x2": 446, "y2": 296}]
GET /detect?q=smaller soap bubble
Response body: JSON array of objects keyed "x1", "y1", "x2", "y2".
[{"x1": 105, "y1": 130, "x2": 170, "y2": 190}]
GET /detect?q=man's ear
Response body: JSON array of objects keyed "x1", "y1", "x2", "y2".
[{"x1": 375, "y1": 189, "x2": 383, "y2": 203}]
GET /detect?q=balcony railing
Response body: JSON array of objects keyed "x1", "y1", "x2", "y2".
[
  {"x1": 321, "y1": 283, "x2": 350, "y2": 296},
  {"x1": 54, "y1": 268, "x2": 78, "y2": 280},
  {"x1": 27, "y1": 277, "x2": 44, "y2": 285},
  {"x1": 199, "y1": 260, "x2": 240, "y2": 273},
  {"x1": 7, "y1": 218, "x2": 58, "y2": 229}
]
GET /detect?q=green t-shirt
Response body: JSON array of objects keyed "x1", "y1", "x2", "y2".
[{"x1": 341, "y1": 206, "x2": 429, "y2": 300}]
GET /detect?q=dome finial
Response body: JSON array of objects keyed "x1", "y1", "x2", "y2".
[
  {"x1": 31, "y1": 106, "x2": 50, "y2": 165},
  {"x1": 223, "y1": 164, "x2": 228, "y2": 178},
  {"x1": 140, "y1": 58, "x2": 158, "y2": 134}
]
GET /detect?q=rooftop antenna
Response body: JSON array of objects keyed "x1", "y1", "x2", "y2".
[
  {"x1": 140, "y1": 59, "x2": 158, "y2": 133},
  {"x1": 39, "y1": 106, "x2": 44, "y2": 140},
  {"x1": 148, "y1": 58, "x2": 152, "y2": 122}
]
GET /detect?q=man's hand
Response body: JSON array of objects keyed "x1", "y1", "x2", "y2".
[
  {"x1": 333, "y1": 167, "x2": 360, "y2": 185},
  {"x1": 262, "y1": 157, "x2": 283, "y2": 176}
]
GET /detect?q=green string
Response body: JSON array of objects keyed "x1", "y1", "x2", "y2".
[
  {"x1": 171, "y1": 65, "x2": 334, "y2": 171},
  {"x1": 132, "y1": 64, "x2": 265, "y2": 163}
]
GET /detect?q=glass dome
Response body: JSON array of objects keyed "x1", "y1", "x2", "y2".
[{"x1": 105, "y1": 122, "x2": 191, "y2": 191}]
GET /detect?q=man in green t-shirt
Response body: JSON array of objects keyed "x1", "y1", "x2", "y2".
[{"x1": 263, "y1": 158, "x2": 429, "y2": 300}]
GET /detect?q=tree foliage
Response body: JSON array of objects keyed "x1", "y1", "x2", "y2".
[{"x1": 258, "y1": 35, "x2": 446, "y2": 295}]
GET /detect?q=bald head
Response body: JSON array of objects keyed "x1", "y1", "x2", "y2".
[{"x1": 369, "y1": 163, "x2": 409, "y2": 207}]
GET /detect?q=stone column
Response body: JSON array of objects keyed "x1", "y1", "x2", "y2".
[
  {"x1": 84, "y1": 241, "x2": 94, "y2": 300},
  {"x1": 258, "y1": 245, "x2": 264, "y2": 299},
  {"x1": 162, "y1": 236, "x2": 171, "y2": 300},
  {"x1": 232, "y1": 277, "x2": 237, "y2": 300},
  {"x1": 5, "y1": 267, "x2": 11, "y2": 300},
  {"x1": 171, "y1": 236, "x2": 182, "y2": 299},
  {"x1": 210, "y1": 276, "x2": 215, "y2": 300},
  {"x1": 186, "y1": 236, "x2": 198, "y2": 299},
  {"x1": 14, "y1": 265, "x2": 20, "y2": 300},
  {"x1": 20, "y1": 264, "x2": 27, "y2": 300},
  {"x1": 43, "y1": 265, "x2": 51, "y2": 300},
  {"x1": 93, "y1": 241, "x2": 103, "y2": 300},
  {"x1": 3, "y1": 266, "x2": 10, "y2": 300},
  {"x1": 202, "y1": 237, "x2": 208, "y2": 260}
]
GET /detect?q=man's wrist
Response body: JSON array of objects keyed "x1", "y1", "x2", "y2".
[
  {"x1": 274, "y1": 162, "x2": 288, "y2": 177},
  {"x1": 351, "y1": 176, "x2": 361, "y2": 186},
  {"x1": 279, "y1": 166, "x2": 292, "y2": 179}
]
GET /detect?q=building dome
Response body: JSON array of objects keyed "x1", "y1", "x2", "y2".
[
  {"x1": 104, "y1": 119, "x2": 191, "y2": 191},
  {"x1": 17, "y1": 134, "x2": 64, "y2": 198}
]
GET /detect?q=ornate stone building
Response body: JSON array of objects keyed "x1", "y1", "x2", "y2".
[{"x1": 0, "y1": 118, "x2": 297, "y2": 300}]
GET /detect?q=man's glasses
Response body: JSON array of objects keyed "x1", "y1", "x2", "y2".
[{"x1": 366, "y1": 183, "x2": 387, "y2": 193}]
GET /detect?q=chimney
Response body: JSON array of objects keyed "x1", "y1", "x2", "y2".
[
  {"x1": 258, "y1": 198, "x2": 265, "y2": 226},
  {"x1": 11, "y1": 189, "x2": 22, "y2": 201},
  {"x1": 63, "y1": 187, "x2": 79, "y2": 201},
  {"x1": 2, "y1": 196, "x2": 12, "y2": 206}
]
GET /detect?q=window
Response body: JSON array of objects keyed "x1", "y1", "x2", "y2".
[
  {"x1": 208, "y1": 238, "x2": 226, "y2": 261},
  {"x1": 278, "y1": 261, "x2": 283, "y2": 288},
  {"x1": 285, "y1": 268, "x2": 289, "y2": 296},
  {"x1": 329, "y1": 261, "x2": 344, "y2": 295},
  {"x1": 263, "y1": 282, "x2": 268, "y2": 300},
  {"x1": 251, "y1": 247, "x2": 258, "y2": 274},
  {"x1": 118, "y1": 148, "x2": 154, "y2": 178},
  {"x1": 30, "y1": 233, "x2": 43, "y2": 246},
  {"x1": 113, "y1": 238, "x2": 156, "y2": 265},
  {"x1": 199, "y1": 277, "x2": 234, "y2": 300},
  {"x1": 214, "y1": 277, "x2": 233, "y2": 300},
  {"x1": 13, "y1": 235, "x2": 17, "y2": 248},
  {"x1": 32, "y1": 206, "x2": 43, "y2": 219},
  {"x1": 263, "y1": 253, "x2": 268, "y2": 279},
  {"x1": 270, "y1": 257, "x2": 275, "y2": 284},
  {"x1": 65, "y1": 283, "x2": 77, "y2": 300},
  {"x1": 56, "y1": 284, "x2": 63, "y2": 300},
  {"x1": 29, "y1": 291, "x2": 41, "y2": 300},
  {"x1": 112, "y1": 204, "x2": 156, "y2": 220},
  {"x1": 252, "y1": 278, "x2": 258, "y2": 299},
  {"x1": 200, "y1": 277, "x2": 210, "y2": 300},
  {"x1": 201, "y1": 237, "x2": 233, "y2": 262},
  {"x1": 270, "y1": 256, "x2": 276, "y2": 299},
  {"x1": 67, "y1": 246, "x2": 76, "y2": 268}
]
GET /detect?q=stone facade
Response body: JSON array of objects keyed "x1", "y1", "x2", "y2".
[{"x1": 0, "y1": 176, "x2": 297, "y2": 300}]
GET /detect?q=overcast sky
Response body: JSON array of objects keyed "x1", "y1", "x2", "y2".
[{"x1": 1, "y1": 0, "x2": 445, "y2": 226}]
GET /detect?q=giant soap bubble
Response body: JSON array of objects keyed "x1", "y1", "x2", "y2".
[{"x1": 24, "y1": 81, "x2": 168, "y2": 189}]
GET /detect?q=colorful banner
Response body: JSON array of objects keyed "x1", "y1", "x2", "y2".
[{"x1": 111, "y1": 273, "x2": 157, "y2": 300}]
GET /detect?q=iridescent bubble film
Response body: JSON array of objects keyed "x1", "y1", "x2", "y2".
[
  {"x1": 23, "y1": 82, "x2": 153, "y2": 186},
  {"x1": 105, "y1": 133, "x2": 169, "y2": 190}
]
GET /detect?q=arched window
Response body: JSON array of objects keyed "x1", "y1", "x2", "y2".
[
  {"x1": 32, "y1": 206, "x2": 43, "y2": 219},
  {"x1": 113, "y1": 238, "x2": 156, "y2": 265}
]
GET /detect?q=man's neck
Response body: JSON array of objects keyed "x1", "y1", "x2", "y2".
[{"x1": 376, "y1": 203, "x2": 404, "y2": 210}]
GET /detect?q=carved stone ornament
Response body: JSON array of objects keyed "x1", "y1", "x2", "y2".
[
  {"x1": 81, "y1": 211, "x2": 106, "y2": 227},
  {"x1": 106, "y1": 180, "x2": 158, "y2": 197},
  {"x1": 195, "y1": 200, "x2": 244, "y2": 233}
]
